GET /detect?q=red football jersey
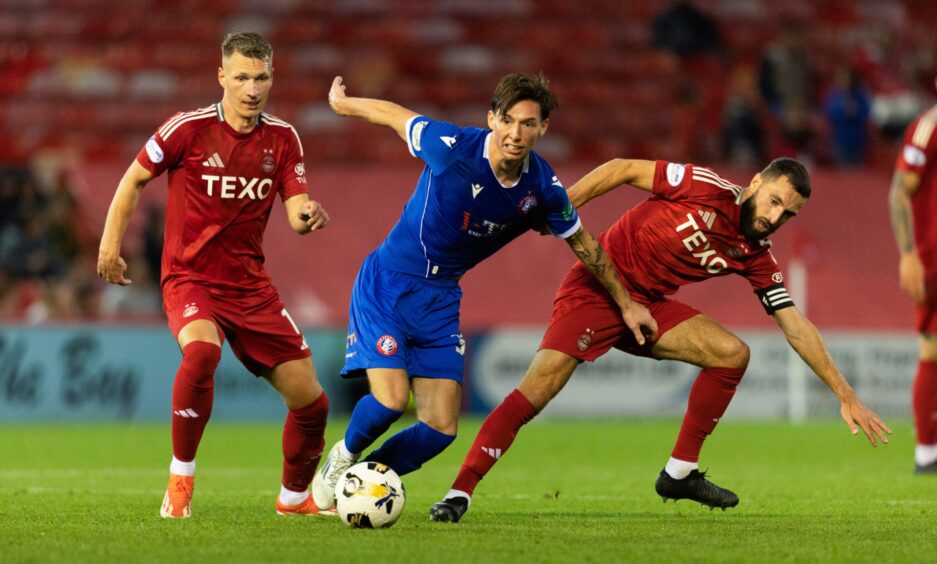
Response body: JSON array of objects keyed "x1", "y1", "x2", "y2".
[
  {"x1": 570, "y1": 160, "x2": 792, "y2": 315},
  {"x1": 136, "y1": 103, "x2": 308, "y2": 291},
  {"x1": 896, "y1": 104, "x2": 937, "y2": 268}
]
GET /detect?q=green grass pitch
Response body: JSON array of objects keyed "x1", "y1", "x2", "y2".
[{"x1": 2, "y1": 418, "x2": 933, "y2": 563}]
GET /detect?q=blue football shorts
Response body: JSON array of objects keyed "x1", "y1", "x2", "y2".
[{"x1": 341, "y1": 251, "x2": 466, "y2": 382}]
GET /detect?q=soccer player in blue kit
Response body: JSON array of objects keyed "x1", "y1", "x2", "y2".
[{"x1": 312, "y1": 73, "x2": 659, "y2": 511}]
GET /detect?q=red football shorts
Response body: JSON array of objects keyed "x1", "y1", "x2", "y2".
[
  {"x1": 540, "y1": 273, "x2": 700, "y2": 361},
  {"x1": 163, "y1": 279, "x2": 311, "y2": 375},
  {"x1": 917, "y1": 303, "x2": 937, "y2": 334}
]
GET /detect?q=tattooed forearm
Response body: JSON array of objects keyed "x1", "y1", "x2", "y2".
[
  {"x1": 569, "y1": 228, "x2": 616, "y2": 294},
  {"x1": 889, "y1": 170, "x2": 919, "y2": 253}
]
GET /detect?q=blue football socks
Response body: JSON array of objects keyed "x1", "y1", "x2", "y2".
[
  {"x1": 365, "y1": 420, "x2": 455, "y2": 476},
  {"x1": 344, "y1": 394, "x2": 404, "y2": 454}
]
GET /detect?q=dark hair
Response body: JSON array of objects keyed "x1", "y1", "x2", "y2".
[
  {"x1": 761, "y1": 157, "x2": 810, "y2": 198},
  {"x1": 491, "y1": 73, "x2": 558, "y2": 121},
  {"x1": 222, "y1": 32, "x2": 273, "y2": 65}
]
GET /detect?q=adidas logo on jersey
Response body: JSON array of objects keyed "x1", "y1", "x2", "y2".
[
  {"x1": 202, "y1": 152, "x2": 225, "y2": 168},
  {"x1": 698, "y1": 209, "x2": 716, "y2": 229}
]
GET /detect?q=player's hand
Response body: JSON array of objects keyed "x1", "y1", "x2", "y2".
[
  {"x1": 899, "y1": 251, "x2": 926, "y2": 303},
  {"x1": 97, "y1": 253, "x2": 132, "y2": 286},
  {"x1": 299, "y1": 200, "x2": 329, "y2": 231},
  {"x1": 619, "y1": 301, "x2": 658, "y2": 346},
  {"x1": 840, "y1": 397, "x2": 892, "y2": 447},
  {"x1": 328, "y1": 76, "x2": 349, "y2": 115}
]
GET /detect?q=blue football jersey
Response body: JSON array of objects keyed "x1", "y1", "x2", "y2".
[{"x1": 375, "y1": 116, "x2": 582, "y2": 278}]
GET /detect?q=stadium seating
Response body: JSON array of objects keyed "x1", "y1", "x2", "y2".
[{"x1": 3, "y1": 0, "x2": 933, "y2": 165}]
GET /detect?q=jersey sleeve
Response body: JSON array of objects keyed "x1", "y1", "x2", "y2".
[
  {"x1": 540, "y1": 169, "x2": 581, "y2": 239},
  {"x1": 405, "y1": 116, "x2": 462, "y2": 173},
  {"x1": 896, "y1": 114, "x2": 936, "y2": 175},
  {"x1": 277, "y1": 128, "x2": 308, "y2": 201},
  {"x1": 651, "y1": 160, "x2": 739, "y2": 202},
  {"x1": 134, "y1": 114, "x2": 187, "y2": 177},
  {"x1": 745, "y1": 250, "x2": 796, "y2": 314},
  {"x1": 651, "y1": 160, "x2": 696, "y2": 200}
]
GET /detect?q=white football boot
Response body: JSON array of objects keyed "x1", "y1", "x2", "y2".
[{"x1": 311, "y1": 440, "x2": 359, "y2": 510}]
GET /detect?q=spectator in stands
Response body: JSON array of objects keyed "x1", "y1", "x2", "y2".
[
  {"x1": 722, "y1": 65, "x2": 766, "y2": 167},
  {"x1": 652, "y1": 0, "x2": 722, "y2": 60},
  {"x1": 824, "y1": 65, "x2": 872, "y2": 167},
  {"x1": 759, "y1": 22, "x2": 816, "y2": 160}
]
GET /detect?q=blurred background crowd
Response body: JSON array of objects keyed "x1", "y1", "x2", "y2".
[{"x1": 1, "y1": 0, "x2": 935, "y2": 324}]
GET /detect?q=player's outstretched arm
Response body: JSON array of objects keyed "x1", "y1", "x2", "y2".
[
  {"x1": 565, "y1": 226, "x2": 658, "y2": 345},
  {"x1": 773, "y1": 307, "x2": 892, "y2": 446},
  {"x1": 328, "y1": 76, "x2": 419, "y2": 142},
  {"x1": 284, "y1": 194, "x2": 329, "y2": 234},
  {"x1": 567, "y1": 159, "x2": 655, "y2": 208},
  {"x1": 97, "y1": 160, "x2": 153, "y2": 286},
  {"x1": 888, "y1": 169, "x2": 925, "y2": 303}
]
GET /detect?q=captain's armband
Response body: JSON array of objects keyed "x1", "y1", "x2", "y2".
[{"x1": 755, "y1": 283, "x2": 795, "y2": 315}]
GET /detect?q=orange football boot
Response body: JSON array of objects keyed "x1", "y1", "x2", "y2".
[
  {"x1": 276, "y1": 494, "x2": 337, "y2": 516},
  {"x1": 160, "y1": 473, "x2": 194, "y2": 518}
]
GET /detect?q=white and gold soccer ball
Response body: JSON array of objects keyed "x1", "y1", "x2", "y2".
[{"x1": 335, "y1": 461, "x2": 405, "y2": 528}]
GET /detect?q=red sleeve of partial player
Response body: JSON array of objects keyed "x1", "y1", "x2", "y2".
[
  {"x1": 134, "y1": 113, "x2": 189, "y2": 177},
  {"x1": 278, "y1": 128, "x2": 308, "y2": 201},
  {"x1": 896, "y1": 112, "x2": 937, "y2": 174}
]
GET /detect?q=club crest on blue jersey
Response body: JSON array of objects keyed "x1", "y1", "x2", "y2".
[
  {"x1": 376, "y1": 335, "x2": 398, "y2": 356},
  {"x1": 517, "y1": 194, "x2": 538, "y2": 215}
]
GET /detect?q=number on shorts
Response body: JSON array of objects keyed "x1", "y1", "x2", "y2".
[
  {"x1": 281, "y1": 308, "x2": 310, "y2": 351},
  {"x1": 281, "y1": 308, "x2": 301, "y2": 334}
]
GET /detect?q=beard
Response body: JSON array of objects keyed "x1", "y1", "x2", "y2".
[{"x1": 739, "y1": 197, "x2": 776, "y2": 240}]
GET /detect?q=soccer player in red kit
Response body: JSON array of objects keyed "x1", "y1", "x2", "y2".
[
  {"x1": 430, "y1": 157, "x2": 892, "y2": 522},
  {"x1": 889, "y1": 81, "x2": 937, "y2": 474},
  {"x1": 97, "y1": 32, "x2": 332, "y2": 518}
]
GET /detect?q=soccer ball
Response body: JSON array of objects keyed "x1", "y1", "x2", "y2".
[{"x1": 335, "y1": 461, "x2": 405, "y2": 528}]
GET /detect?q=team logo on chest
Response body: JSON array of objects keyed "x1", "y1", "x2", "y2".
[
  {"x1": 262, "y1": 155, "x2": 276, "y2": 173},
  {"x1": 376, "y1": 335, "x2": 398, "y2": 356},
  {"x1": 517, "y1": 193, "x2": 538, "y2": 215}
]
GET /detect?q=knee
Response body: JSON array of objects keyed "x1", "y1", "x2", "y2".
[
  {"x1": 181, "y1": 341, "x2": 221, "y2": 376},
  {"x1": 420, "y1": 410, "x2": 459, "y2": 436},
  {"x1": 920, "y1": 335, "x2": 937, "y2": 361},
  {"x1": 712, "y1": 337, "x2": 749, "y2": 370},
  {"x1": 372, "y1": 389, "x2": 409, "y2": 413}
]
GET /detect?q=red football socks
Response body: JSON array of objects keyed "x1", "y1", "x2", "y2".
[
  {"x1": 282, "y1": 393, "x2": 329, "y2": 492},
  {"x1": 671, "y1": 366, "x2": 745, "y2": 463},
  {"x1": 913, "y1": 360, "x2": 937, "y2": 445},
  {"x1": 171, "y1": 341, "x2": 222, "y2": 462},
  {"x1": 451, "y1": 389, "x2": 537, "y2": 495}
]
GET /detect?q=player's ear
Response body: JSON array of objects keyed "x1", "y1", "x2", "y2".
[
  {"x1": 487, "y1": 110, "x2": 496, "y2": 129},
  {"x1": 750, "y1": 172, "x2": 762, "y2": 192},
  {"x1": 218, "y1": 66, "x2": 225, "y2": 87},
  {"x1": 539, "y1": 118, "x2": 549, "y2": 137}
]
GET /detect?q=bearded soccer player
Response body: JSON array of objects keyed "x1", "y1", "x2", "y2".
[
  {"x1": 889, "y1": 81, "x2": 937, "y2": 474},
  {"x1": 310, "y1": 74, "x2": 658, "y2": 512},
  {"x1": 430, "y1": 157, "x2": 892, "y2": 522},
  {"x1": 98, "y1": 32, "x2": 333, "y2": 518}
]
